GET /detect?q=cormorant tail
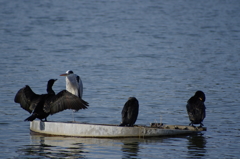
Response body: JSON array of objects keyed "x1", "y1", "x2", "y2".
[
  {"x1": 24, "y1": 114, "x2": 37, "y2": 121},
  {"x1": 119, "y1": 123, "x2": 127, "y2": 126}
]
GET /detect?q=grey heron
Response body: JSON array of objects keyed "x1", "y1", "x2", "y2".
[
  {"x1": 14, "y1": 79, "x2": 89, "y2": 121},
  {"x1": 60, "y1": 70, "x2": 85, "y2": 121},
  {"x1": 186, "y1": 91, "x2": 206, "y2": 127},
  {"x1": 119, "y1": 97, "x2": 139, "y2": 127}
]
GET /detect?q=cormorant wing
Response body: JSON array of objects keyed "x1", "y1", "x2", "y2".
[
  {"x1": 186, "y1": 103, "x2": 195, "y2": 120},
  {"x1": 186, "y1": 98, "x2": 206, "y2": 122},
  {"x1": 200, "y1": 103, "x2": 206, "y2": 120},
  {"x1": 130, "y1": 100, "x2": 139, "y2": 122},
  {"x1": 121, "y1": 102, "x2": 129, "y2": 121},
  {"x1": 127, "y1": 99, "x2": 139, "y2": 124},
  {"x1": 121, "y1": 98, "x2": 139, "y2": 125},
  {"x1": 14, "y1": 85, "x2": 40, "y2": 113},
  {"x1": 44, "y1": 90, "x2": 89, "y2": 115}
]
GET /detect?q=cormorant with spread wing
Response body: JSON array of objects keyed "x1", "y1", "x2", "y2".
[{"x1": 14, "y1": 79, "x2": 89, "y2": 121}]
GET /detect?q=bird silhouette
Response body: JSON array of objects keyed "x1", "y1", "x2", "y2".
[
  {"x1": 14, "y1": 79, "x2": 89, "y2": 121},
  {"x1": 119, "y1": 97, "x2": 139, "y2": 127},
  {"x1": 186, "y1": 91, "x2": 206, "y2": 127}
]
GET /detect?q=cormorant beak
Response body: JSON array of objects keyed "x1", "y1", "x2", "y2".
[
  {"x1": 54, "y1": 79, "x2": 58, "y2": 81},
  {"x1": 60, "y1": 73, "x2": 67, "y2": 76},
  {"x1": 199, "y1": 97, "x2": 202, "y2": 101}
]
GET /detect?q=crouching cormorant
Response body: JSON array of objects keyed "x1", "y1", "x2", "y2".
[
  {"x1": 14, "y1": 79, "x2": 89, "y2": 121},
  {"x1": 186, "y1": 91, "x2": 206, "y2": 127},
  {"x1": 119, "y1": 97, "x2": 139, "y2": 127}
]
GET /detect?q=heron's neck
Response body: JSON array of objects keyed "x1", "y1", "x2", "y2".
[{"x1": 66, "y1": 76, "x2": 80, "y2": 97}]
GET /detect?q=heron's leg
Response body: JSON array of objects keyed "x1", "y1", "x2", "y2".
[{"x1": 72, "y1": 110, "x2": 75, "y2": 122}]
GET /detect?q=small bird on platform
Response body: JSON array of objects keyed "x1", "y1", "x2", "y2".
[
  {"x1": 119, "y1": 97, "x2": 139, "y2": 127},
  {"x1": 14, "y1": 79, "x2": 89, "y2": 121},
  {"x1": 186, "y1": 91, "x2": 206, "y2": 127}
]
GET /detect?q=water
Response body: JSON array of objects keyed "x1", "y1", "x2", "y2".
[{"x1": 1, "y1": 0, "x2": 240, "y2": 158}]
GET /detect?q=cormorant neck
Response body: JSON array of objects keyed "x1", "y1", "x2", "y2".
[
  {"x1": 47, "y1": 83, "x2": 55, "y2": 95},
  {"x1": 47, "y1": 88, "x2": 55, "y2": 95}
]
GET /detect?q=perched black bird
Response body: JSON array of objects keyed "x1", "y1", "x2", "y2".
[
  {"x1": 14, "y1": 79, "x2": 89, "y2": 121},
  {"x1": 119, "y1": 97, "x2": 139, "y2": 127},
  {"x1": 186, "y1": 91, "x2": 206, "y2": 127}
]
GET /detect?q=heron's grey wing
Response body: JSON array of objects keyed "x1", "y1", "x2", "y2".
[
  {"x1": 14, "y1": 85, "x2": 39, "y2": 113},
  {"x1": 46, "y1": 90, "x2": 88, "y2": 115},
  {"x1": 76, "y1": 76, "x2": 80, "y2": 83},
  {"x1": 76, "y1": 75, "x2": 83, "y2": 98}
]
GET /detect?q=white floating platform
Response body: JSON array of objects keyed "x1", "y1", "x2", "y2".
[{"x1": 30, "y1": 121, "x2": 206, "y2": 138}]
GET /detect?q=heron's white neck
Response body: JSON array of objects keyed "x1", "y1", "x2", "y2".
[{"x1": 66, "y1": 74, "x2": 80, "y2": 97}]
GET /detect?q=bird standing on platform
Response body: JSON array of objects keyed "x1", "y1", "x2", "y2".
[
  {"x1": 60, "y1": 70, "x2": 83, "y2": 98},
  {"x1": 186, "y1": 91, "x2": 206, "y2": 127},
  {"x1": 14, "y1": 79, "x2": 89, "y2": 121},
  {"x1": 119, "y1": 97, "x2": 139, "y2": 127},
  {"x1": 60, "y1": 70, "x2": 84, "y2": 121}
]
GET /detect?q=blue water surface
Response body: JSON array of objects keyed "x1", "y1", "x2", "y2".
[{"x1": 0, "y1": 0, "x2": 240, "y2": 158}]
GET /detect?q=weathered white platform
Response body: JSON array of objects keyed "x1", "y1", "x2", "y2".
[{"x1": 30, "y1": 121, "x2": 206, "y2": 138}]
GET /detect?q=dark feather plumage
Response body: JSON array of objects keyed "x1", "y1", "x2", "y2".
[
  {"x1": 14, "y1": 85, "x2": 40, "y2": 114},
  {"x1": 119, "y1": 97, "x2": 139, "y2": 127},
  {"x1": 186, "y1": 91, "x2": 206, "y2": 127},
  {"x1": 14, "y1": 79, "x2": 89, "y2": 121}
]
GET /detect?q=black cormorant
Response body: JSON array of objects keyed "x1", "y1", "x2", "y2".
[
  {"x1": 186, "y1": 91, "x2": 206, "y2": 127},
  {"x1": 14, "y1": 79, "x2": 89, "y2": 121},
  {"x1": 119, "y1": 97, "x2": 139, "y2": 127}
]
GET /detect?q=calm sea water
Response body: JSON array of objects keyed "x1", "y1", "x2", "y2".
[{"x1": 1, "y1": 0, "x2": 240, "y2": 158}]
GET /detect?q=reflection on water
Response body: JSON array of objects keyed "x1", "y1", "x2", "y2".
[
  {"x1": 14, "y1": 133, "x2": 208, "y2": 158},
  {"x1": 1, "y1": 0, "x2": 240, "y2": 157},
  {"x1": 17, "y1": 135, "x2": 86, "y2": 158},
  {"x1": 187, "y1": 134, "x2": 207, "y2": 157},
  {"x1": 121, "y1": 139, "x2": 139, "y2": 158}
]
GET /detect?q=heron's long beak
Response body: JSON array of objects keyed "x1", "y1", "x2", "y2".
[{"x1": 60, "y1": 74, "x2": 67, "y2": 76}]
